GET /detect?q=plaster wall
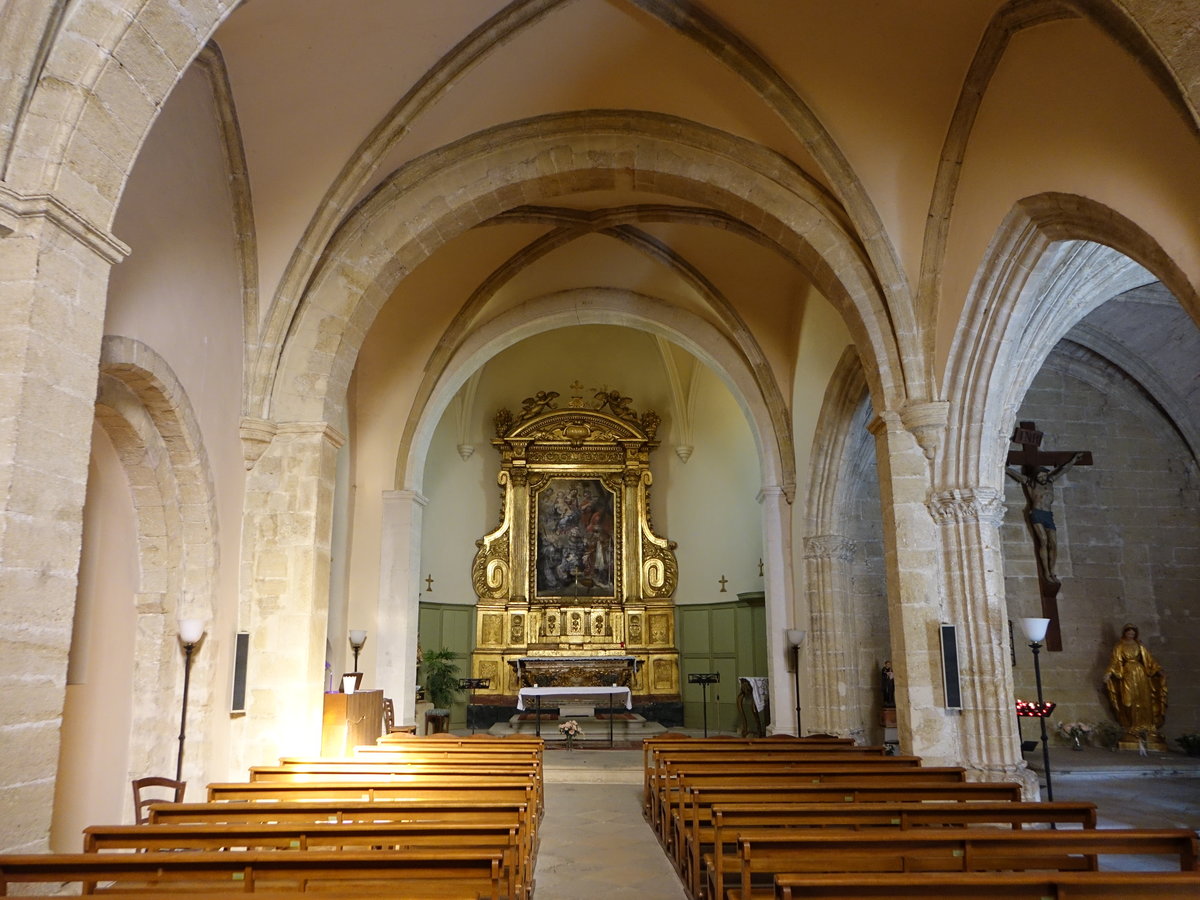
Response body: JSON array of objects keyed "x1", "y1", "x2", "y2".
[
  {"x1": 100, "y1": 62, "x2": 247, "y2": 781},
  {"x1": 937, "y1": 19, "x2": 1200, "y2": 379}
]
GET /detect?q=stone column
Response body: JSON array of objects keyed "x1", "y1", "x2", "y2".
[
  {"x1": 867, "y1": 410, "x2": 956, "y2": 763},
  {"x1": 0, "y1": 193, "x2": 126, "y2": 852},
  {"x1": 803, "y1": 534, "x2": 857, "y2": 737},
  {"x1": 758, "y1": 484, "x2": 795, "y2": 734},
  {"x1": 240, "y1": 421, "x2": 344, "y2": 770},
  {"x1": 929, "y1": 487, "x2": 1035, "y2": 791},
  {"x1": 377, "y1": 489, "x2": 428, "y2": 727}
]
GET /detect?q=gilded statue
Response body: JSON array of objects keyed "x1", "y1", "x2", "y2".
[{"x1": 1103, "y1": 623, "x2": 1167, "y2": 750}]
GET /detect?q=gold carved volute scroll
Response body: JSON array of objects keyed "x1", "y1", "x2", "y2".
[{"x1": 470, "y1": 389, "x2": 680, "y2": 704}]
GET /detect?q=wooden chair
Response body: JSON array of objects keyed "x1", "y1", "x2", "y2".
[
  {"x1": 383, "y1": 696, "x2": 417, "y2": 734},
  {"x1": 131, "y1": 776, "x2": 185, "y2": 825}
]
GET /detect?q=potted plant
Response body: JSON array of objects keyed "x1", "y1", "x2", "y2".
[
  {"x1": 1177, "y1": 733, "x2": 1200, "y2": 757},
  {"x1": 421, "y1": 647, "x2": 462, "y2": 734}
]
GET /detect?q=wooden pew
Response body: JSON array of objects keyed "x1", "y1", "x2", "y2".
[
  {"x1": 693, "y1": 801, "x2": 1097, "y2": 900},
  {"x1": 0, "y1": 848, "x2": 508, "y2": 898},
  {"x1": 642, "y1": 736, "x2": 862, "y2": 806},
  {"x1": 645, "y1": 747, "x2": 894, "y2": 814},
  {"x1": 148, "y1": 798, "x2": 529, "y2": 828},
  {"x1": 204, "y1": 779, "x2": 539, "y2": 848},
  {"x1": 654, "y1": 764, "x2": 968, "y2": 840},
  {"x1": 147, "y1": 798, "x2": 537, "y2": 896},
  {"x1": 674, "y1": 781, "x2": 1025, "y2": 881},
  {"x1": 82, "y1": 821, "x2": 526, "y2": 899},
  {"x1": 771, "y1": 870, "x2": 1200, "y2": 899},
  {"x1": 724, "y1": 828, "x2": 1200, "y2": 900}
]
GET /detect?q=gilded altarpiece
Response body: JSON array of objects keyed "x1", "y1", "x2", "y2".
[{"x1": 470, "y1": 391, "x2": 681, "y2": 705}]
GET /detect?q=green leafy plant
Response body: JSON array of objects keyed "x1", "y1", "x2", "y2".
[
  {"x1": 1091, "y1": 720, "x2": 1121, "y2": 750},
  {"x1": 421, "y1": 647, "x2": 463, "y2": 713},
  {"x1": 1177, "y1": 732, "x2": 1200, "y2": 757}
]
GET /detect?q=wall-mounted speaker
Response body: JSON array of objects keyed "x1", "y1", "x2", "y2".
[
  {"x1": 939, "y1": 623, "x2": 962, "y2": 709},
  {"x1": 231, "y1": 631, "x2": 250, "y2": 714}
]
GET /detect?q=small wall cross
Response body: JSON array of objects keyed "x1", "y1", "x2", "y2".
[
  {"x1": 718, "y1": 575, "x2": 728, "y2": 592},
  {"x1": 425, "y1": 574, "x2": 435, "y2": 592}
]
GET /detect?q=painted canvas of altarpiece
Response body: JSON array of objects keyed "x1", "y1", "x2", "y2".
[{"x1": 469, "y1": 389, "x2": 680, "y2": 703}]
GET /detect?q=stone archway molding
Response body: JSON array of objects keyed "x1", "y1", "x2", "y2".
[{"x1": 96, "y1": 335, "x2": 219, "y2": 788}]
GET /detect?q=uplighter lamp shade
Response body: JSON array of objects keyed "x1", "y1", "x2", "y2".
[
  {"x1": 348, "y1": 629, "x2": 367, "y2": 647},
  {"x1": 179, "y1": 618, "x2": 205, "y2": 645},
  {"x1": 785, "y1": 629, "x2": 807, "y2": 647},
  {"x1": 1019, "y1": 617, "x2": 1051, "y2": 642}
]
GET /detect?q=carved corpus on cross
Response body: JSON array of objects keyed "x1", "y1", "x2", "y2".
[{"x1": 1005, "y1": 421, "x2": 1092, "y2": 651}]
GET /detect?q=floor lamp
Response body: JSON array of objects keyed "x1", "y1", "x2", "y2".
[
  {"x1": 176, "y1": 618, "x2": 205, "y2": 783},
  {"x1": 786, "y1": 629, "x2": 806, "y2": 737},
  {"x1": 348, "y1": 629, "x2": 367, "y2": 672},
  {"x1": 1020, "y1": 616, "x2": 1054, "y2": 802}
]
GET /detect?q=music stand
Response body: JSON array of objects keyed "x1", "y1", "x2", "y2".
[
  {"x1": 458, "y1": 677, "x2": 490, "y2": 733},
  {"x1": 688, "y1": 673, "x2": 720, "y2": 736}
]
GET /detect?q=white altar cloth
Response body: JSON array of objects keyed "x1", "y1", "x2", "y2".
[{"x1": 517, "y1": 685, "x2": 632, "y2": 711}]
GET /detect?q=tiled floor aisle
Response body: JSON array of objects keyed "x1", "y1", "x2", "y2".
[{"x1": 533, "y1": 770, "x2": 689, "y2": 898}]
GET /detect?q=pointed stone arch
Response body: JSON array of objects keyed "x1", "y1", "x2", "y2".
[
  {"x1": 94, "y1": 336, "x2": 218, "y2": 785},
  {"x1": 941, "y1": 192, "x2": 1199, "y2": 490},
  {"x1": 269, "y1": 112, "x2": 907, "y2": 434}
]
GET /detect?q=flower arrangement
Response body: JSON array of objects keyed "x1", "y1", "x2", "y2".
[
  {"x1": 558, "y1": 719, "x2": 581, "y2": 750},
  {"x1": 1057, "y1": 721, "x2": 1092, "y2": 748}
]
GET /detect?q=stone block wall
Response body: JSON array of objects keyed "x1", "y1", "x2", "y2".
[{"x1": 1004, "y1": 347, "x2": 1200, "y2": 744}]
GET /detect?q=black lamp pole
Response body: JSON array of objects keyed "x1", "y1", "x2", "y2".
[
  {"x1": 1029, "y1": 637, "x2": 1054, "y2": 802},
  {"x1": 176, "y1": 620, "x2": 204, "y2": 783},
  {"x1": 786, "y1": 629, "x2": 806, "y2": 737}
]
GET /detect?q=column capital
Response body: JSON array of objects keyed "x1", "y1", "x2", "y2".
[
  {"x1": 0, "y1": 183, "x2": 129, "y2": 263},
  {"x1": 928, "y1": 487, "x2": 1006, "y2": 527}
]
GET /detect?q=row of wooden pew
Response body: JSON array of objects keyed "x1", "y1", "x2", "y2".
[
  {"x1": 642, "y1": 734, "x2": 1200, "y2": 900},
  {"x1": 0, "y1": 733, "x2": 544, "y2": 897}
]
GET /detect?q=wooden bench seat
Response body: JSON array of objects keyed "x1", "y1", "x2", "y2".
[
  {"x1": 654, "y1": 765, "x2": 968, "y2": 841},
  {"x1": 148, "y1": 798, "x2": 529, "y2": 827},
  {"x1": 643, "y1": 740, "x2": 883, "y2": 807},
  {"x1": 721, "y1": 828, "x2": 1199, "y2": 900},
  {"x1": 770, "y1": 869, "x2": 1200, "y2": 899},
  {"x1": 673, "y1": 781, "x2": 1025, "y2": 877},
  {"x1": 146, "y1": 798, "x2": 537, "y2": 897},
  {"x1": 82, "y1": 822, "x2": 526, "y2": 899},
  {"x1": 0, "y1": 848, "x2": 509, "y2": 898},
  {"x1": 690, "y1": 801, "x2": 1098, "y2": 899}
]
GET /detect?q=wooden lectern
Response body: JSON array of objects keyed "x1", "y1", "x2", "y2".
[{"x1": 321, "y1": 689, "x2": 383, "y2": 756}]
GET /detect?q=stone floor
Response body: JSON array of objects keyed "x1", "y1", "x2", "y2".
[{"x1": 530, "y1": 736, "x2": 1200, "y2": 897}]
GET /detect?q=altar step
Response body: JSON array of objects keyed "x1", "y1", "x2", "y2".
[{"x1": 487, "y1": 712, "x2": 667, "y2": 748}]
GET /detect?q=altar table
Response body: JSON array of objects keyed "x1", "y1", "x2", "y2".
[{"x1": 517, "y1": 686, "x2": 633, "y2": 747}]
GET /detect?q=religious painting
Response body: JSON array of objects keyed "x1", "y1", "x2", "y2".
[{"x1": 535, "y1": 477, "x2": 616, "y2": 599}]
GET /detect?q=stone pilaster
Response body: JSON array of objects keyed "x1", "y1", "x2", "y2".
[
  {"x1": 0, "y1": 191, "x2": 126, "y2": 852},
  {"x1": 377, "y1": 490, "x2": 429, "y2": 727},
  {"x1": 803, "y1": 534, "x2": 857, "y2": 736},
  {"x1": 929, "y1": 487, "x2": 1038, "y2": 793},
  {"x1": 239, "y1": 421, "x2": 344, "y2": 771},
  {"x1": 867, "y1": 411, "x2": 956, "y2": 763},
  {"x1": 757, "y1": 485, "x2": 795, "y2": 735}
]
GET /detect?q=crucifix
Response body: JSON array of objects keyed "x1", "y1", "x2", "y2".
[
  {"x1": 718, "y1": 575, "x2": 728, "y2": 592},
  {"x1": 425, "y1": 574, "x2": 434, "y2": 592},
  {"x1": 1004, "y1": 421, "x2": 1092, "y2": 651}
]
